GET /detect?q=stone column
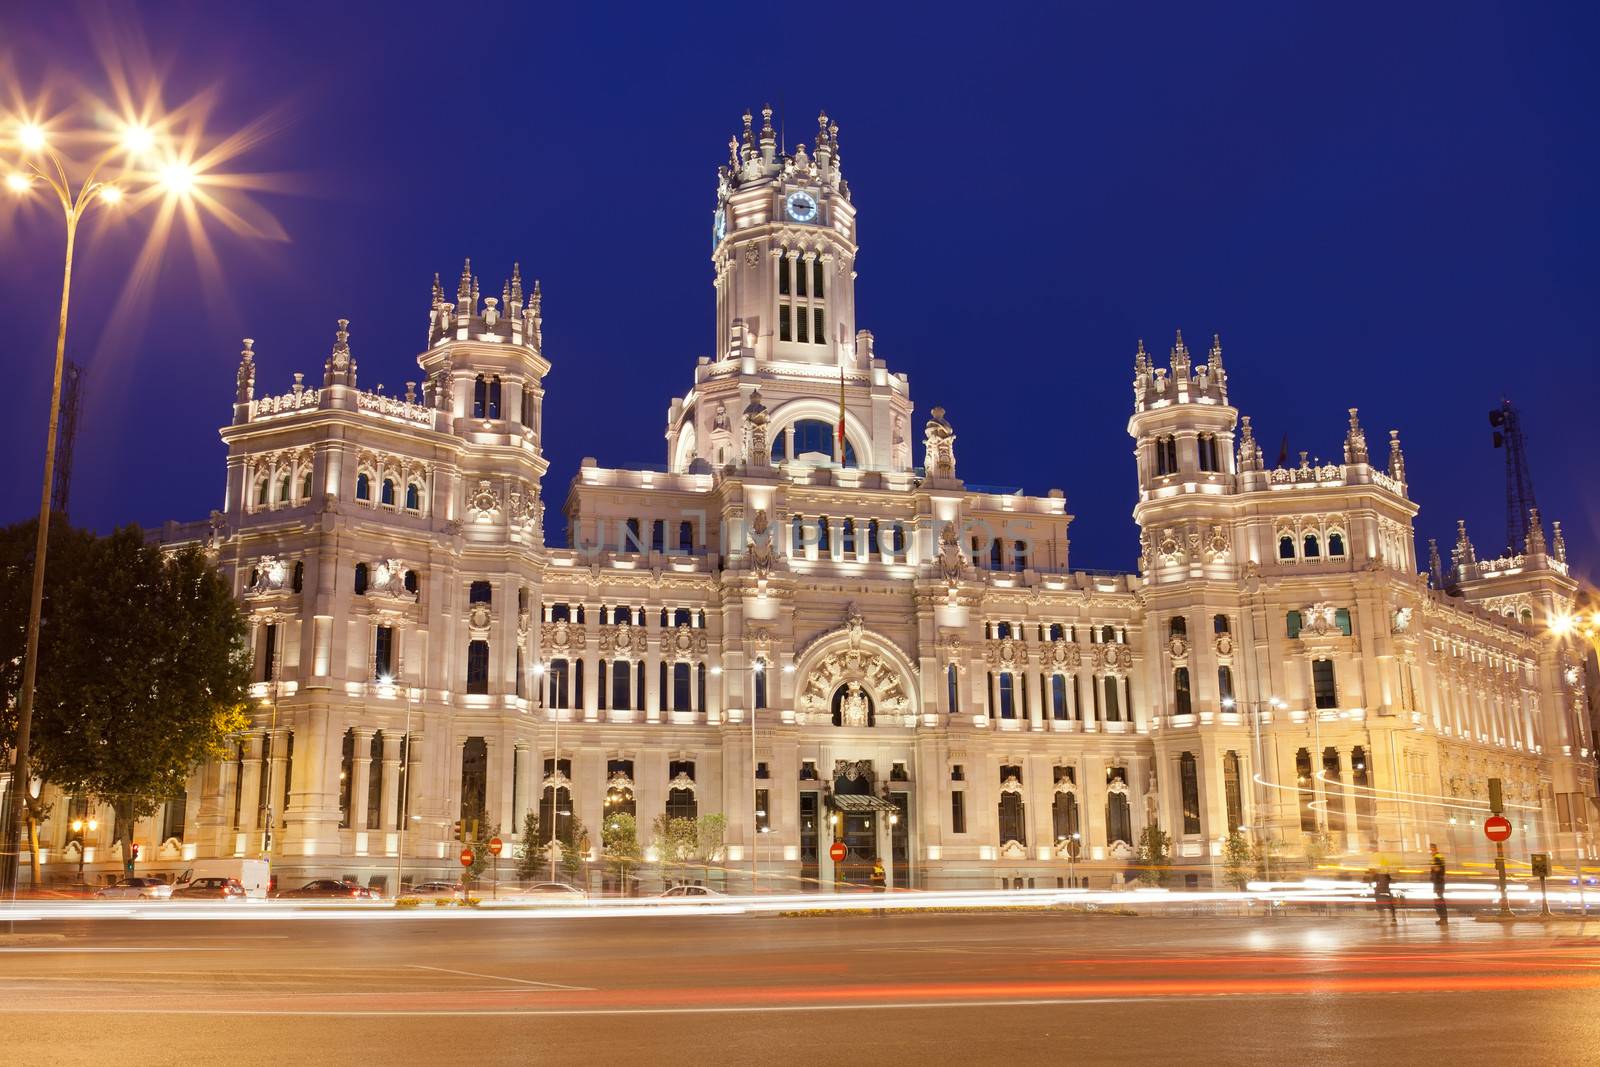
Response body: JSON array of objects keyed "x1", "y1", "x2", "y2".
[
  {"x1": 514, "y1": 742, "x2": 536, "y2": 837},
  {"x1": 1340, "y1": 748, "x2": 1361, "y2": 853},
  {"x1": 238, "y1": 734, "x2": 264, "y2": 835},
  {"x1": 379, "y1": 732, "x2": 402, "y2": 833},
  {"x1": 645, "y1": 638, "x2": 662, "y2": 723},
  {"x1": 1028, "y1": 667, "x2": 1045, "y2": 732},
  {"x1": 497, "y1": 733, "x2": 517, "y2": 833},
  {"x1": 350, "y1": 727, "x2": 375, "y2": 845},
  {"x1": 265, "y1": 728, "x2": 290, "y2": 847}
]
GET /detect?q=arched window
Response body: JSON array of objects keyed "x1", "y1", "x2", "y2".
[
  {"x1": 1179, "y1": 752, "x2": 1201, "y2": 833},
  {"x1": 353, "y1": 562, "x2": 369, "y2": 595},
  {"x1": 866, "y1": 519, "x2": 880, "y2": 558},
  {"x1": 841, "y1": 518, "x2": 856, "y2": 555},
  {"x1": 892, "y1": 523, "x2": 906, "y2": 554},
  {"x1": 1303, "y1": 533, "x2": 1321, "y2": 558},
  {"x1": 677, "y1": 520, "x2": 694, "y2": 553},
  {"x1": 355, "y1": 473, "x2": 371, "y2": 502},
  {"x1": 488, "y1": 375, "x2": 502, "y2": 419},
  {"x1": 1051, "y1": 674, "x2": 1070, "y2": 720},
  {"x1": 947, "y1": 663, "x2": 960, "y2": 713},
  {"x1": 1278, "y1": 535, "x2": 1295, "y2": 560},
  {"x1": 403, "y1": 569, "x2": 418, "y2": 595},
  {"x1": 1327, "y1": 532, "x2": 1346, "y2": 557},
  {"x1": 1105, "y1": 768, "x2": 1132, "y2": 845},
  {"x1": 277, "y1": 475, "x2": 291, "y2": 503},
  {"x1": 1169, "y1": 616, "x2": 1187, "y2": 639},
  {"x1": 301, "y1": 471, "x2": 313, "y2": 499},
  {"x1": 469, "y1": 580, "x2": 492, "y2": 605},
  {"x1": 1012, "y1": 541, "x2": 1027, "y2": 572},
  {"x1": 998, "y1": 789, "x2": 1027, "y2": 846},
  {"x1": 466, "y1": 640, "x2": 490, "y2": 694},
  {"x1": 255, "y1": 478, "x2": 270, "y2": 507},
  {"x1": 404, "y1": 482, "x2": 421, "y2": 511},
  {"x1": 1218, "y1": 665, "x2": 1235, "y2": 706},
  {"x1": 1052, "y1": 778, "x2": 1080, "y2": 844},
  {"x1": 381, "y1": 478, "x2": 396, "y2": 506},
  {"x1": 1173, "y1": 667, "x2": 1193, "y2": 716},
  {"x1": 1213, "y1": 613, "x2": 1230, "y2": 634},
  {"x1": 473, "y1": 374, "x2": 486, "y2": 419},
  {"x1": 753, "y1": 661, "x2": 768, "y2": 709},
  {"x1": 817, "y1": 516, "x2": 831, "y2": 552},
  {"x1": 997, "y1": 673, "x2": 1016, "y2": 719},
  {"x1": 989, "y1": 537, "x2": 1003, "y2": 571}
]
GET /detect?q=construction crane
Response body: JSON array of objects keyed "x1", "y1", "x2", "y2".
[
  {"x1": 1488, "y1": 398, "x2": 1538, "y2": 555},
  {"x1": 50, "y1": 360, "x2": 83, "y2": 519}
]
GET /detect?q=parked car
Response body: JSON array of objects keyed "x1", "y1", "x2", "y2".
[
  {"x1": 174, "y1": 859, "x2": 271, "y2": 899},
  {"x1": 658, "y1": 884, "x2": 725, "y2": 899},
  {"x1": 171, "y1": 877, "x2": 247, "y2": 900},
  {"x1": 276, "y1": 878, "x2": 374, "y2": 900},
  {"x1": 407, "y1": 881, "x2": 464, "y2": 900},
  {"x1": 497, "y1": 881, "x2": 588, "y2": 902},
  {"x1": 94, "y1": 877, "x2": 173, "y2": 900}
]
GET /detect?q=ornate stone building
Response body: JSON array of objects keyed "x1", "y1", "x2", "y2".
[{"x1": 19, "y1": 108, "x2": 1595, "y2": 890}]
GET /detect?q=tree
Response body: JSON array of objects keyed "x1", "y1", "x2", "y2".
[
  {"x1": 695, "y1": 812, "x2": 727, "y2": 885},
  {"x1": 602, "y1": 812, "x2": 642, "y2": 894},
  {"x1": 459, "y1": 805, "x2": 499, "y2": 885},
  {"x1": 651, "y1": 813, "x2": 697, "y2": 885},
  {"x1": 1303, "y1": 829, "x2": 1335, "y2": 872},
  {"x1": 514, "y1": 810, "x2": 545, "y2": 881},
  {"x1": 560, "y1": 817, "x2": 591, "y2": 886},
  {"x1": 0, "y1": 522, "x2": 250, "y2": 882},
  {"x1": 1223, "y1": 831, "x2": 1255, "y2": 891},
  {"x1": 1134, "y1": 824, "x2": 1172, "y2": 887}
]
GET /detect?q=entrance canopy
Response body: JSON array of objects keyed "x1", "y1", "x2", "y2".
[{"x1": 826, "y1": 794, "x2": 900, "y2": 814}]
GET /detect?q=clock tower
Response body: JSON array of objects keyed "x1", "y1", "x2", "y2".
[{"x1": 713, "y1": 107, "x2": 859, "y2": 369}]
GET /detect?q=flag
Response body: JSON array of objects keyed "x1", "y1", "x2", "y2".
[{"x1": 1276, "y1": 433, "x2": 1289, "y2": 468}]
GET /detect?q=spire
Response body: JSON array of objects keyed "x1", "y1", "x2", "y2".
[
  {"x1": 1552, "y1": 520, "x2": 1568, "y2": 563},
  {"x1": 510, "y1": 262, "x2": 524, "y2": 309},
  {"x1": 759, "y1": 104, "x2": 775, "y2": 162},
  {"x1": 529, "y1": 279, "x2": 543, "y2": 351},
  {"x1": 1387, "y1": 430, "x2": 1406, "y2": 483},
  {"x1": 1343, "y1": 407, "x2": 1369, "y2": 465},
  {"x1": 1132, "y1": 338, "x2": 1152, "y2": 406},
  {"x1": 236, "y1": 338, "x2": 256, "y2": 404},
  {"x1": 1525, "y1": 507, "x2": 1546, "y2": 555},
  {"x1": 324, "y1": 318, "x2": 355, "y2": 388},
  {"x1": 1428, "y1": 538, "x2": 1444, "y2": 588},
  {"x1": 1451, "y1": 519, "x2": 1478, "y2": 580},
  {"x1": 471, "y1": 274, "x2": 480, "y2": 311},
  {"x1": 1169, "y1": 329, "x2": 1190, "y2": 381},
  {"x1": 431, "y1": 272, "x2": 442, "y2": 305},
  {"x1": 457, "y1": 258, "x2": 472, "y2": 304},
  {"x1": 1237, "y1": 414, "x2": 1262, "y2": 472}
]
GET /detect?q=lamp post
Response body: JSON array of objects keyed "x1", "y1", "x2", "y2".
[
  {"x1": 1547, "y1": 610, "x2": 1600, "y2": 903},
  {"x1": 70, "y1": 817, "x2": 97, "y2": 883},
  {"x1": 381, "y1": 675, "x2": 414, "y2": 894},
  {"x1": 0, "y1": 117, "x2": 188, "y2": 893},
  {"x1": 1226, "y1": 694, "x2": 1283, "y2": 883},
  {"x1": 710, "y1": 658, "x2": 791, "y2": 895}
]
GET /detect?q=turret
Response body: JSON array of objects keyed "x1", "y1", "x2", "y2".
[{"x1": 1127, "y1": 329, "x2": 1238, "y2": 494}]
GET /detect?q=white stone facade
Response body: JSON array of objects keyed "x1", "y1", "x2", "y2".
[{"x1": 18, "y1": 109, "x2": 1595, "y2": 891}]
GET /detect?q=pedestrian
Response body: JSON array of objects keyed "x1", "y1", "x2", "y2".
[
  {"x1": 870, "y1": 858, "x2": 886, "y2": 892},
  {"x1": 1372, "y1": 867, "x2": 1397, "y2": 924},
  {"x1": 1429, "y1": 843, "x2": 1448, "y2": 925}
]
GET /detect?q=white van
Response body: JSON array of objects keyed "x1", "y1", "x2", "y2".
[{"x1": 174, "y1": 858, "x2": 271, "y2": 899}]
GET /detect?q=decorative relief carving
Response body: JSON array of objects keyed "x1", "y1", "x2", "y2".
[
  {"x1": 598, "y1": 623, "x2": 640, "y2": 658},
  {"x1": 540, "y1": 620, "x2": 586, "y2": 655},
  {"x1": 984, "y1": 637, "x2": 1029, "y2": 669},
  {"x1": 1040, "y1": 640, "x2": 1081, "y2": 670},
  {"x1": 468, "y1": 479, "x2": 501, "y2": 521},
  {"x1": 668, "y1": 624, "x2": 708, "y2": 660}
]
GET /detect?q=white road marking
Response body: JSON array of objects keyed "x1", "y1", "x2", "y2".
[
  {"x1": 407, "y1": 963, "x2": 593, "y2": 990},
  {"x1": 0, "y1": 946, "x2": 235, "y2": 953}
]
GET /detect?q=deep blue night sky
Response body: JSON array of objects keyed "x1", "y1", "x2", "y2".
[{"x1": 2, "y1": 2, "x2": 1595, "y2": 580}]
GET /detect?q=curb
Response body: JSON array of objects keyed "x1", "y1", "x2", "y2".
[{"x1": 0, "y1": 933, "x2": 68, "y2": 946}]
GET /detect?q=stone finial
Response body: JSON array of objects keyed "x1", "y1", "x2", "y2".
[
  {"x1": 1207, "y1": 333, "x2": 1227, "y2": 398},
  {"x1": 1343, "y1": 407, "x2": 1369, "y2": 465},
  {"x1": 510, "y1": 262, "x2": 524, "y2": 308},
  {"x1": 1169, "y1": 329, "x2": 1190, "y2": 380},
  {"x1": 1387, "y1": 429, "x2": 1406, "y2": 483},
  {"x1": 1552, "y1": 520, "x2": 1568, "y2": 563},
  {"x1": 1525, "y1": 507, "x2": 1547, "y2": 555},
  {"x1": 1237, "y1": 414, "x2": 1261, "y2": 472},
  {"x1": 501, "y1": 279, "x2": 511, "y2": 316},
  {"x1": 236, "y1": 337, "x2": 257, "y2": 404},
  {"x1": 1428, "y1": 538, "x2": 1444, "y2": 588},
  {"x1": 741, "y1": 109, "x2": 755, "y2": 160},
  {"x1": 431, "y1": 272, "x2": 442, "y2": 305},
  {"x1": 324, "y1": 318, "x2": 356, "y2": 388},
  {"x1": 1452, "y1": 519, "x2": 1478, "y2": 579},
  {"x1": 759, "y1": 104, "x2": 775, "y2": 160},
  {"x1": 924, "y1": 406, "x2": 957, "y2": 480},
  {"x1": 457, "y1": 258, "x2": 473, "y2": 304}
]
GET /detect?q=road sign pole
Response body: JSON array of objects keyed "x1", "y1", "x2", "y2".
[{"x1": 1495, "y1": 841, "x2": 1511, "y2": 917}]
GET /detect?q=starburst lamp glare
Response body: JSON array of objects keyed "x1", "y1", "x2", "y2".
[
  {"x1": 121, "y1": 124, "x2": 154, "y2": 157},
  {"x1": 160, "y1": 161, "x2": 195, "y2": 194},
  {"x1": 17, "y1": 123, "x2": 46, "y2": 151},
  {"x1": 4, "y1": 172, "x2": 30, "y2": 193}
]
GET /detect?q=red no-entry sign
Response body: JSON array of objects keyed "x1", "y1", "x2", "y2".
[
  {"x1": 1484, "y1": 815, "x2": 1513, "y2": 843},
  {"x1": 829, "y1": 841, "x2": 847, "y2": 863},
  {"x1": 487, "y1": 837, "x2": 504, "y2": 857},
  {"x1": 459, "y1": 847, "x2": 475, "y2": 867}
]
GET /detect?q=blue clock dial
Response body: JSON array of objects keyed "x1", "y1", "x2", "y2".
[{"x1": 785, "y1": 190, "x2": 818, "y2": 223}]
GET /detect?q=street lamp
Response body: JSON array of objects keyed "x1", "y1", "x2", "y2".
[
  {"x1": 69, "y1": 817, "x2": 98, "y2": 883},
  {"x1": 0, "y1": 106, "x2": 219, "y2": 895},
  {"x1": 1, "y1": 114, "x2": 174, "y2": 893},
  {"x1": 711, "y1": 658, "x2": 783, "y2": 894}
]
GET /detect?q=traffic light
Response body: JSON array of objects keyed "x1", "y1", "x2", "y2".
[
  {"x1": 452, "y1": 819, "x2": 463, "y2": 841},
  {"x1": 130, "y1": 843, "x2": 141, "y2": 861}
]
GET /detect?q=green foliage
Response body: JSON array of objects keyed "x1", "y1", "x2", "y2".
[
  {"x1": 603, "y1": 812, "x2": 642, "y2": 891},
  {"x1": 1223, "y1": 832, "x2": 1255, "y2": 890},
  {"x1": 696, "y1": 812, "x2": 727, "y2": 864},
  {"x1": 1302, "y1": 829, "x2": 1335, "y2": 871},
  {"x1": 0, "y1": 521, "x2": 251, "y2": 873},
  {"x1": 458, "y1": 806, "x2": 500, "y2": 884},
  {"x1": 560, "y1": 817, "x2": 591, "y2": 885},
  {"x1": 1134, "y1": 824, "x2": 1172, "y2": 886},
  {"x1": 651, "y1": 814, "x2": 698, "y2": 881},
  {"x1": 514, "y1": 810, "x2": 545, "y2": 881}
]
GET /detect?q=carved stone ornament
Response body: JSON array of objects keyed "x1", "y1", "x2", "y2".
[
  {"x1": 666, "y1": 771, "x2": 696, "y2": 794},
  {"x1": 468, "y1": 603, "x2": 493, "y2": 636},
  {"x1": 1041, "y1": 640, "x2": 1082, "y2": 670},
  {"x1": 598, "y1": 623, "x2": 639, "y2": 657},
  {"x1": 744, "y1": 246, "x2": 760, "y2": 267},
  {"x1": 540, "y1": 620, "x2": 586, "y2": 656},
  {"x1": 985, "y1": 637, "x2": 1029, "y2": 668},
  {"x1": 833, "y1": 759, "x2": 873, "y2": 784},
  {"x1": 508, "y1": 487, "x2": 540, "y2": 530},
  {"x1": 1157, "y1": 529, "x2": 1183, "y2": 565},
  {"x1": 1391, "y1": 606, "x2": 1413, "y2": 634},
  {"x1": 606, "y1": 771, "x2": 635, "y2": 794},
  {"x1": 244, "y1": 555, "x2": 289, "y2": 596},
  {"x1": 1205, "y1": 525, "x2": 1230, "y2": 559},
  {"x1": 1167, "y1": 636, "x2": 1190, "y2": 661},
  {"x1": 999, "y1": 840, "x2": 1027, "y2": 860},
  {"x1": 1093, "y1": 644, "x2": 1134, "y2": 675},
  {"x1": 542, "y1": 768, "x2": 571, "y2": 790},
  {"x1": 799, "y1": 612, "x2": 910, "y2": 720},
  {"x1": 369, "y1": 559, "x2": 415, "y2": 601},
  {"x1": 1214, "y1": 633, "x2": 1234, "y2": 658},
  {"x1": 468, "y1": 479, "x2": 501, "y2": 520},
  {"x1": 1302, "y1": 603, "x2": 1339, "y2": 637},
  {"x1": 839, "y1": 681, "x2": 871, "y2": 727},
  {"x1": 938, "y1": 522, "x2": 966, "y2": 584},
  {"x1": 669, "y1": 624, "x2": 709, "y2": 660},
  {"x1": 747, "y1": 507, "x2": 774, "y2": 579},
  {"x1": 1053, "y1": 776, "x2": 1078, "y2": 796},
  {"x1": 998, "y1": 774, "x2": 1024, "y2": 796}
]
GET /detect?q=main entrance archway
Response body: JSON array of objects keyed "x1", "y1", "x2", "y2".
[{"x1": 794, "y1": 606, "x2": 918, "y2": 727}]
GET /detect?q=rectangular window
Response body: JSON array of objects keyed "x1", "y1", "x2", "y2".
[
  {"x1": 779, "y1": 304, "x2": 792, "y2": 342},
  {"x1": 261, "y1": 623, "x2": 277, "y2": 682},
  {"x1": 951, "y1": 790, "x2": 967, "y2": 834},
  {"x1": 1296, "y1": 748, "x2": 1317, "y2": 832},
  {"x1": 755, "y1": 788, "x2": 771, "y2": 833},
  {"x1": 1334, "y1": 608, "x2": 1352, "y2": 636},
  {"x1": 1218, "y1": 665, "x2": 1236, "y2": 706},
  {"x1": 466, "y1": 640, "x2": 490, "y2": 695},
  {"x1": 374, "y1": 625, "x2": 394, "y2": 680},
  {"x1": 1103, "y1": 676, "x2": 1120, "y2": 721},
  {"x1": 1223, "y1": 751, "x2": 1243, "y2": 833},
  {"x1": 1286, "y1": 610, "x2": 1302, "y2": 638},
  {"x1": 1312, "y1": 659, "x2": 1338, "y2": 709},
  {"x1": 795, "y1": 259, "x2": 807, "y2": 297},
  {"x1": 673, "y1": 662, "x2": 692, "y2": 711},
  {"x1": 1173, "y1": 667, "x2": 1192, "y2": 716},
  {"x1": 813, "y1": 259, "x2": 825, "y2": 298},
  {"x1": 548, "y1": 659, "x2": 569, "y2": 709},
  {"x1": 796, "y1": 306, "x2": 809, "y2": 343},
  {"x1": 778, "y1": 257, "x2": 790, "y2": 295},
  {"x1": 754, "y1": 665, "x2": 768, "y2": 709},
  {"x1": 1179, "y1": 752, "x2": 1201, "y2": 834},
  {"x1": 800, "y1": 792, "x2": 819, "y2": 861},
  {"x1": 611, "y1": 659, "x2": 630, "y2": 710},
  {"x1": 1051, "y1": 674, "x2": 1069, "y2": 720},
  {"x1": 814, "y1": 308, "x2": 825, "y2": 344},
  {"x1": 998, "y1": 673, "x2": 1016, "y2": 719}
]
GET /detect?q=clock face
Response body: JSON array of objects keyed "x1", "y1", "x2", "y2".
[
  {"x1": 712, "y1": 207, "x2": 727, "y2": 244},
  {"x1": 785, "y1": 190, "x2": 819, "y2": 223}
]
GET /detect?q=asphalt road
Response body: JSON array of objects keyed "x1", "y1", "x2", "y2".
[{"x1": 4, "y1": 906, "x2": 1599, "y2": 1066}]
